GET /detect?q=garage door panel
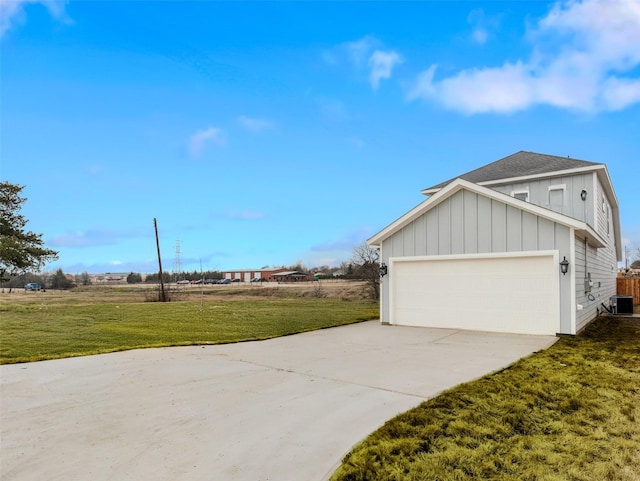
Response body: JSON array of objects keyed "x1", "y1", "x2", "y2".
[{"x1": 391, "y1": 255, "x2": 559, "y2": 335}]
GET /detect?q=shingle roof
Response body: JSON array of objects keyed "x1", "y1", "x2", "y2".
[{"x1": 423, "y1": 151, "x2": 602, "y2": 193}]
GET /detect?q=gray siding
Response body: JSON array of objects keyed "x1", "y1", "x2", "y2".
[
  {"x1": 491, "y1": 172, "x2": 595, "y2": 228},
  {"x1": 595, "y1": 177, "x2": 612, "y2": 240},
  {"x1": 574, "y1": 178, "x2": 618, "y2": 332},
  {"x1": 382, "y1": 190, "x2": 570, "y2": 258},
  {"x1": 438, "y1": 198, "x2": 451, "y2": 254},
  {"x1": 487, "y1": 170, "x2": 617, "y2": 332},
  {"x1": 380, "y1": 188, "x2": 573, "y2": 332}
]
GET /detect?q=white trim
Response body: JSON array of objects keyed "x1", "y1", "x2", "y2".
[
  {"x1": 390, "y1": 250, "x2": 557, "y2": 264},
  {"x1": 569, "y1": 228, "x2": 577, "y2": 335},
  {"x1": 592, "y1": 173, "x2": 598, "y2": 232},
  {"x1": 388, "y1": 259, "x2": 395, "y2": 325},
  {"x1": 548, "y1": 183, "x2": 566, "y2": 207},
  {"x1": 421, "y1": 165, "x2": 607, "y2": 196},
  {"x1": 511, "y1": 189, "x2": 529, "y2": 202},
  {"x1": 419, "y1": 164, "x2": 620, "y2": 259}
]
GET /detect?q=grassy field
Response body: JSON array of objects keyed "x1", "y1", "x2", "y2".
[
  {"x1": 3, "y1": 284, "x2": 639, "y2": 479},
  {"x1": 0, "y1": 282, "x2": 378, "y2": 364},
  {"x1": 330, "y1": 317, "x2": 640, "y2": 481}
]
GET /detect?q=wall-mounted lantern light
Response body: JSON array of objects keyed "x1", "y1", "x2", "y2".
[
  {"x1": 580, "y1": 189, "x2": 587, "y2": 201},
  {"x1": 560, "y1": 257, "x2": 569, "y2": 275},
  {"x1": 379, "y1": 263, "x2": 388, "y2": 277}
]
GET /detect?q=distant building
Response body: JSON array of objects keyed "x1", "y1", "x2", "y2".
[
  {"x1": 220, "y1": 268, "x2": 313, "y2": 282},
  {"x1": 90, "y1": 273, "x2": 130, "y2": 284}
]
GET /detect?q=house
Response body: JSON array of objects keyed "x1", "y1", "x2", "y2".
[
  {"x1": 368, "y1": 151, "x2": 622, "y2": 336},
  {"x1": 271, "y1": 271, "x2": 313, "y2": 282},
  {"x1": 220, "y1": 268, "x2": 313, "y2": 282}
]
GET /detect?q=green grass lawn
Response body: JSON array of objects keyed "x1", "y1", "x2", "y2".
[
  {"x1": 331, "y1": 317, "x2": 640, "y2": 481},
  {"x1": 0, "y1": 296, "x2": 378, "y2": 363}
]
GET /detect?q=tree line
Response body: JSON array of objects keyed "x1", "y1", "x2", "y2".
[{"x1": 1, "y1": 180, "x2": 383, "y2": 298}]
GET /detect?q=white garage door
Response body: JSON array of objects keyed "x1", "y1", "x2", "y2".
[{"x1": 390, "y1": 253, "x2": 559, "y2": 335}]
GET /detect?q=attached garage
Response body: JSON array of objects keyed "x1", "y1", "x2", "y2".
[
  {"x1": 369, "y1": 152, "x2": 622, "y2": 336},
  {"x1": 368, "y1": 178, "x2": 595, "y2": 335},
  {"x1": 390, "y1": 252, "x2": 559, "y2": 335}
]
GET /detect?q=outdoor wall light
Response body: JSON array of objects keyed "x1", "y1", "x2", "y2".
[
  {"x1": 560, "y1": 257, "x2": 569, "y2": 275},
  {"x1": 379, "y1": 263, "x2": 388, "y2": 277},
  {"x1": 580, "y1": 189, "x2": 587, "y2": 201}
]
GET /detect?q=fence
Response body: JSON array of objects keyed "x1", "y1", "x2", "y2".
[{"x1": 617, "y1": 277, "x2": 640, "y2": 305}]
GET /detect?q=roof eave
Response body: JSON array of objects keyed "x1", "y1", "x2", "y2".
[
  {"x1": 594, "y1": 166, "x2": 622, "y2": 261},
  {"x1": 369, "y1": 178, "x2": 590, "y2": 247},
  {"x1": 421, "y1": 164, "x2": 608, "y2": 196},
  {"x1": 368, "y1": 179, "x2": 466, "y2": 247},
  {"x1": 575, "y1": 225, "x2": 607, "y2": 249}
]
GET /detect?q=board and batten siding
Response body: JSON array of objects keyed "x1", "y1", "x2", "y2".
[
  {"x1": 574, "y1": 235, "x2": 618, "y2": 332},
  {"x1": 595, "y1": 176, "x2": 613, "y2": 240},
  {"x1": 491, "y1": 172, "x2": 595, "y2": 227},
  {"x1": 380, "y1": 189, "x2": 573, "y2": 332},
  {"x1": 381, "y1": 190, "x2": 571, "y2": 258}
]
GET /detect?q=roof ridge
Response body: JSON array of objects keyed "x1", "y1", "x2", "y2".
[{"x1": 422, "y1": 151, "x2": 602, "y2": 193}]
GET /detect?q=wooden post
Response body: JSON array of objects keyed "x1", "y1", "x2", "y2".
[{"x1": 154, "y1": 218, "x2": 167, "y2": 302}]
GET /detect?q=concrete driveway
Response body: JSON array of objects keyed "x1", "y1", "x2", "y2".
[{"x1": 1, "y1": 321, "x2": 556, "y2": 481}]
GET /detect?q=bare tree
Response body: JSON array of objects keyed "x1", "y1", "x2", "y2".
[
  {"x1": 77, "y1": 271, "x2": 92, "y2": 286},
  {"x1": 351, "y1": 242, "x2": 381, "y2": 299}
]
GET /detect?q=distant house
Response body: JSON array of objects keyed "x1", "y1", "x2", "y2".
[
  {"x1": 271, "y1": 271, "x2": 313, "y2": 282},
  {"x1": 368, "y1": 151, "x2": 622, "y2": 336},
  {"x1": 219, "y1": 268, "x2": 312, "y2": 282},
  {"x1": 92, "y1": 273, "x2": 129, "y2": 284}
]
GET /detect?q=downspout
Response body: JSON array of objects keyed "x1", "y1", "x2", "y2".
[{"x1": 585, "y1": 238, "x2": 588, "y2": 280}]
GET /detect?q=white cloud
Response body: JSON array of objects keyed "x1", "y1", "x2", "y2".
[
  {"x1": 601, "y1": 77, "x2": 640, "y2": 110},
  {"x1": 409, "y1": 0, "x2": 640, "y2": 114},
  {"x1": 329, "y1": 36, "x2": 402, "y2": 90},
  {"x1": 468, "y1": 9, "x2": 488, "y2": 45},
  {"x1": 344, "y1": 35, "x2": 380, "y2": 67},
  {"x1": 238, "y1": 115, "x2": 274, "y2": 133},
  {"x1": 471, "y1": 28, "x2": 488, "y2": 45},
  {"x1": 0, "y1": 0, "x2": 70, "y2": 37},
  {"x1": 369, "y1": 50, "x2": 403, "y2": 90},
  {"x1": 188, "y1": 127, "x2": 225, "y2": 157},
  {"x1": 467, "y1": 8, "x2": 502, "y2": 45}
]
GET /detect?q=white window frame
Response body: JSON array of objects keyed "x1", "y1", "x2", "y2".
[
  {"x1": 548, "y1": 184, "x2": 566, "y2": 205},
  {"x1": 511, "y1": 189, "x2": 529, "y2": 202}
]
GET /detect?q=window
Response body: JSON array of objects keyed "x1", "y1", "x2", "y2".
[
  {"x1": 548, "y1": 184, "x2": 565, "y2": 206},
  {"x1": 512, "y1": 190, "x2": 529, "y2": 202}
]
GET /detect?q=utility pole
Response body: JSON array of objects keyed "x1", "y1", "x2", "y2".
[{"x1": 154, "y1": 218, "x2": 167, "y2": 302}]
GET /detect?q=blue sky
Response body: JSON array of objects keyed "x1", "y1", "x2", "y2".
[{"x1": 1, "y1": 0, "x2": 639, "y2": 274}]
